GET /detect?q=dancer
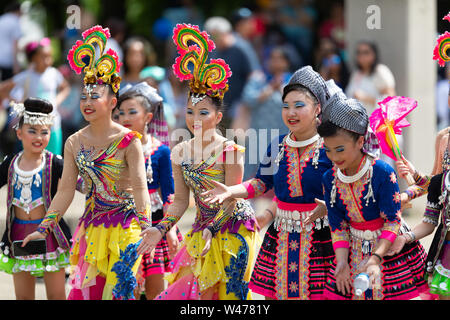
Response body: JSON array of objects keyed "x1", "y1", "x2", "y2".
[
  {"x1": 137, "y1": 24, "x2": 259, "y2": 300},
  {"x1": 22, "y1": 25, "x2": 151, "y2": 300},
  {"x1": 202, "y1": 66, "x2": 339, "y2": 300},
  {"x1": 0, "y1": 97, "x2": 72, "y2": 299},
  {"x1": 115, "y1": 81, "x2": 182, "y2": 299},
  {"x1": 318, "y1": 93, "x2": 428, "y2": 300}
]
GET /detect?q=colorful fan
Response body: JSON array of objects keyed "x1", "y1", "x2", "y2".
[
  {"x1": 369, "y1": 96, "x2": 418, "y2": 185},
  {"x1": 67, "y1": 25, "x2": 122, "y2": 93},
  {"x1": 172, "y1": 24, "x2": 232, "y2": 100}
]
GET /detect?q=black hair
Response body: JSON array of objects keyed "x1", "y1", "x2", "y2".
[
  {"x1": 355, "y1": 40, "x2": 379, "y2": 75},
  {"x1": 18, "y1": 97, "x2": 53, "y2": 128},
  {"x1": 282, "y1": 83, "x2": 319, "y2": 105},
  {"x1": 187, "y1": 91, "x2": 225, "y2": 114},
  {"x1": 317, "y1": 120, "x2": 361, "y2": 142},
  {"x1": 117, "y1": 90, "x2": 160, "y2": 114}
]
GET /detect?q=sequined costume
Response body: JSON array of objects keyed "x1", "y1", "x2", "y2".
[
  {"x1": 322, "y1": 156, "x2": 428, "y2": 300},
  {"x1": 243, "y1": 134, "x2": 335, "y2": 299},
  {"x1": 0, "y1": 151, "x2": 72, "y2": 276},
  {"x1": 156, "y1": 140, "x2": 259, "y2": 300},
  {"x1": 46, "y1": 128, "x2": 151, "y2": 300}
]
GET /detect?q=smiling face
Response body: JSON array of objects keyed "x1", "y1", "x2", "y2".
[
  {"x1": 116, "y1": 98, "x2": 153, "y2": 135},
  {"x1": 185, "y1": 96, "x2": 222, "y2": 138},
  {"x1": 80, "y1": 85, "x2": 117, "y2": 123},
  {"x1": 282, "y1": 89, "x2": 320, "y2": 139},
  {"x1": 323, "y1": 129, "x2": 365, "y2": 173},
  {"x1": 16, "y1": 124, "x2": 51, "y2": 155}
]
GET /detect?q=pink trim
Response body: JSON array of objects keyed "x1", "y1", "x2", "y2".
[
  {"x1": 333, "y1": 240, "x2": 349, "y2": 251},
  {"x1": 350, "y1": 218, "x2": 384, "y2": 231},
  {"x1": 273, "y1": 196, "x2": 317, "y2": 211},
  {"x1": 148, "y1": 189, "x2": 157, "y2": 194},
  {"x1": 380, "y1": 230, "x2": 397, "y2": 243},
  {"x1": 248, "y1": 282, "x2": 276, "y2": 299},
  {"x1": 242, "y1": 181, "x2": 255, "y2": 199}
]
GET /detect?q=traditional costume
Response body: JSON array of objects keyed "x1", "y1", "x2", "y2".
[
  {"x1": 320, "y1": 94, "x2": 428, "y2": 300},
  {"x1": 36, "y1": 25, "x2": 151, "y2": 300},
  {"x1": 243, "y1": 67, "x2": 337, "y2": 300},
  {"x1": 154, "y1": 24, "x2": 259, "y2": 300}
]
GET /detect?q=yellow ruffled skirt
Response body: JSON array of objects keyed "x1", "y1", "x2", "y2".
[
  {"x1": 68, "y1": 219, "x2": 142, "y2": 300},
  {"x1": 157, "y1": 224, "x2": 259, "y2": 300}
]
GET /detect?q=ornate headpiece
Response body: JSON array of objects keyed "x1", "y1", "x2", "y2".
[
  {"x1": 9, "y1": 101, "x2": 54, "y2": 129},
  {"x1": 120, "y1": 82, "x2": 169, "y2": 146},
  {"x1": 67, "y1": 25, "x2": 122, "y2": 93},
  {"x1": 172, "y1": 24, "x2": 232, "y2": 104},
  {"x1": 283, "y1": 66, "x2": 329, "y2": 106},
  {"x1": 433, "y1": 12, "x2": 450, "y2": 67}
]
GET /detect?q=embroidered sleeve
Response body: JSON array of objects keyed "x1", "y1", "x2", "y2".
[
  {"x1": 404, "y1": 170, "x2": 431, "y2": 200},
  {"x1": 252, "y1": 139, "x2": 280, "y2": 193},
  {"x1": 242, "y1": 178, "x2": 267, "y2": 199},
  {"x1": 423, "y1": 174, "x2": 443, "y2": 226},
  {"x1": 323, "y1": 172, "x2": 350, "y2": 250},
  {"x1": 377, "y1": 166, "x2": 401, "y2": 243}
]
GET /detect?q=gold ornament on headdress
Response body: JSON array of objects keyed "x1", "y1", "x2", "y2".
[{"x1": 67, "y1": 25, "x2": 122, "y2": 93}]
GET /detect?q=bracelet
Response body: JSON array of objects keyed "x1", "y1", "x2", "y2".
[
  {"x1": 405, "y1": 231, "x2": 416, "y2": 243},
  {"x1": 371, "y1": 252, "x2": 383, "y2": 263},
  {"x1": 265, "y1": 209, "x2": 275, "y2": 219},
  {"x1": 36, "y1": 210, "x2": 61, "y2": 236},
  {"x1": 155, "y1": 214, "x2": 180, "y2": 237}
]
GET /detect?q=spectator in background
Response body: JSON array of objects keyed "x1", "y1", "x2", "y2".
[
  {"x1": 0, "y1": 1, "x2": 22, "y2": 81},
  {"x1": 316, "y1": 37, "x2": 349, "y2": 90},
  {"x1": 240, "y1": 46, "x2": 291, "y2": 180},
  {"x1": 121, "y1": 37, "x2": 157, "y2": 88},
  {"x1": 230, "y1": 7, "x2": 262, "y2": 72},
  {"x1": 318, "y1": 1, "x2": 346, "y2": 51},
  {"x1": 57, "y1": 64, "x2": 85, "y2": 143},
  {"x1": 204, "y1": 16, "x2": 253, "y2": 129},
  {"x1": 345, "y1": 40, "x2": 396, "y2": 116},
  {"x1": 0, "y1": 37, "x2": 70, "y2": 156},
  {"x1": 105, "y1": 17, "x2": 126, "y2": 65}
]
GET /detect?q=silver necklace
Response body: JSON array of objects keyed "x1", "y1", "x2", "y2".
[{"x1": 285, "y1": 132, "x2": 320, "y2": 148}]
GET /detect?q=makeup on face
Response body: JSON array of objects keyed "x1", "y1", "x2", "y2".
[
  {"x1": 185, "y1": 99, "x2": 221, "y2": 137},
  {"x1": 17, "y1": 124, "x2": 51, "y2": 153},
  {"x1": 323, "y1": 132, "x2": 364, "y2": 174},
  {"x1": 282, "y1": 90, "x2": 318, "y2": 137},
  {"x1": 117, "y1": 98, "x2": 148, "y2": 133}
]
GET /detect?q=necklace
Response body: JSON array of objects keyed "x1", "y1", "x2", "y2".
[
  {"x1": 141, "y1": 136, "x2": 154, "y2": 184},
  {"x1": 336, "y1": 157, "x2": 370, "y2": 184},
  {"x1": 13, "y1": 152, "x2": 45, "y2": 213},
  {"x1": 286, "y1": 132, "x2": 320, "y2": 148}
]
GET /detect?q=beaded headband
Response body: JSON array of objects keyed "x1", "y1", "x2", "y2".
[
  {"x1": 67, "y1": 25, "x2": 122, "y2": 93},
  {"x1": 9, "y1": 101, "x2": 54, "y2": 129},
  {"x1": 172, "y1": 24, "x2": 232, "y2": 104},
  {"x1": 433, "y1": 12, "x2": 450, "y2": 67}
]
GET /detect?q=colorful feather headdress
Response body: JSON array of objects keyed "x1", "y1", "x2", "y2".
[
  {"x1": 172, "y1": 24, "x2": 232, "y2": 103},
  {"x1": 433, "y1": 12, "x2": 450, "y2": 67},
  {"x1": 67, "y1": 25, "x2": 122, "y2": 93}
]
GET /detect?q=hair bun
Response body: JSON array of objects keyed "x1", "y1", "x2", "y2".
[{"x1": 23, "y1": 97, "x2": 53, "y2": 114}]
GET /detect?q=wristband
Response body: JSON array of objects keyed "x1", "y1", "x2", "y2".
[
  {"x1": 371, "y1": 252, "x2": 383, "y2": 263},
  {"x1": 155, "y1": 214, "x2": 180, "y2": 237},
  {"x1": 36, "y1": 210, "x2": 61, "y2": 236}
]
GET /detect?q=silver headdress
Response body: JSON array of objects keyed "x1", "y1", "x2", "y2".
[{"x1": 9, "y1": 101, "x2": 54, "y2": 129}]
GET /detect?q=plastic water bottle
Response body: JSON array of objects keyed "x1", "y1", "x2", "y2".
[{"x1": 354, "y1": 273, "x2": 370, "y2": 296}]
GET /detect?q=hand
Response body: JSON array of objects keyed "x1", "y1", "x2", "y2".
[
  {"x1": 334, "y1": 260, "x2": 352, "y2": 295},
  {"x1": 137, "y1": 227, "x2": 163, "y2": 256},
  {"x1": 166, "y1": 227, "x2": 180, "y2": 259},
  {"x1": 22, "y1": 231, "x2": 46, "y2": 247},
  {"x1": 201, "y1": 180, "x2": 232, "y2": 204},
  {"x1": 256, "y1": 209, "x2": 274, "y2": 230},
  {"x1": 358, "y1": 256, "x2": 382, "y2": 290},
  {"x1": 200, "y1": 228, "x2": 213, "y2": 256},
  {"x1": 385, "y1": 234, "x2": 407, "y2": 256},
  {"x1": 303, "y1": 198, "x2": 327, "y2": 225},
  {"x1": 395, "y1": 155, "x2": 415, "y2": 180}
]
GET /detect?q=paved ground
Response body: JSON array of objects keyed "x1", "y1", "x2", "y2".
[{"x1": 0, "y1": 188, "x2": 434, "y2": 300}]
